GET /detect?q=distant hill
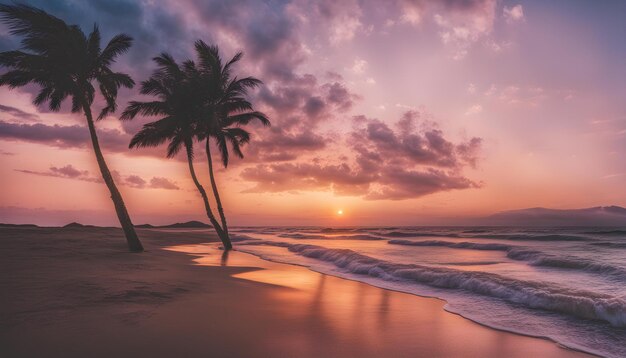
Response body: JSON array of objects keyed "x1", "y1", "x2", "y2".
[
  {"x1": 136, "y1": 221, "x2": 211, "y2": 229},
  {"x1": 63, "y1": 222, "x2": 97, "y2": 228},
  {"x1": 481, "y1": 206, "x2": 626, "y2": 226},
  {"x1": 0, "y1": 223, "x2": 39, "y2": 228}
]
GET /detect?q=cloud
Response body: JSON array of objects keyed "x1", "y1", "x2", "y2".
[
  {"x1": 465, "y1": 104, "x2": 483, "y2": 115},
  {"x1": 15, "y1": 164, "x2": 180, "y2": 190},
  {"x1": 244, "y1": 72, "x2": 359, "y2": 164},
  {"x1": 124, "y1": 174, "x2": 147, "y2": 188},
  {"x1": 1, "y1": 1, "x2": 485, "y2": 187},
  {"x1": 0, "y1": 104, "x2": 40, "y2": 122},
  {"x1": 241, "y1": 111, "x2": 481, "y2": 200},
  {"x1": 350, "y1": 58, "x2": 368, "y2": 74},
  {"x1": 0, "y1": 121, "x2": 130, "y2": 152},
  {"x1": 365, "y1": 167, "x2": 479, "y2": 200},
  {"x1": 149, "y1": 177, "x2": 180, "y2": 190},
  {"x1": 241, "y1": 162, "x2": 375, "y2": 195},
  {"x1": 15, "y1": 165, "x2": 101, "y2": 183},
  {"x1": 288, "y1": 0, "x2": 364, "y2": 45},
  {"x1": 399, "y1": 0, "x2": 498, "y2": 59},
  {"x1": 503, "y1": 4, "x2": 524, "y2": 23},
  {"x1": 482, "y1": 84, "x2": 547, "y2": 107}
]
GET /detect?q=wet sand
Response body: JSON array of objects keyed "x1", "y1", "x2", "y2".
[{"x1": 0, "y1": 226, "x2": 591, "y2": 357}]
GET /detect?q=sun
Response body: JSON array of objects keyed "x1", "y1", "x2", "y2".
[{"x1": 337, "y1": 209, "x2": 344, "y2": 215}]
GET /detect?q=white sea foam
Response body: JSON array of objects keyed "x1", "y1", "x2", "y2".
[
  {"x1": 240, "y1": 241, "x2": 626, "y2": 327},
  {"x1": 388, "y1": 239, "x2": 626, "y2": 279}
]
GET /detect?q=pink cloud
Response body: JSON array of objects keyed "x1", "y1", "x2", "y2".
[{"x1": 241, "y1": 111, "x2": 481, "y2": 200}]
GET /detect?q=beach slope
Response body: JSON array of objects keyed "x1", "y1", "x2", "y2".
[{"x1": 0, "y1": 226, "x2": 589, "y2": 357}]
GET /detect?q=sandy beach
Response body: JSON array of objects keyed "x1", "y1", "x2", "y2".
[{"x1": 0, "y1": 226, "x2": 591, "y2": 357}]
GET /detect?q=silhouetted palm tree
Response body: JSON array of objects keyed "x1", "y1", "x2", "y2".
[
  {"x1": 193, "y1": 40, "x2": 270, "y2": 245},
  {"x1": 0, "y1": 4, "x2": 143, "y2": 252},
  {"x1": 123, "y1": 54, "x2": 229, "y2": 246}
]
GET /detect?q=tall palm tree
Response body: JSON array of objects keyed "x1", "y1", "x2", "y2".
[
  {"x1": 0, "y1": 4, "x2": 143, "y2": 252},
  {"x1": 193, "y1": 40, "x2": 270, "y2": 243},
  {"x1": 123, "y1": 54, "x2": 229, "y2": 247}
]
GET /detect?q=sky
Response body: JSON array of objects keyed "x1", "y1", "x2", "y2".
[{"x1": 1, "y1": 0, "x2": 625, "y2": 226}]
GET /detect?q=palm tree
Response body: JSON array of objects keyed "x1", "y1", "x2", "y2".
[
  {"x1": 0, "y1": 4, "x2": 143, "y2": 252},
  {"x1": 123, "y1": 54, "x2": 229, "y2": 247},
  {"x1": 193, "y1": 40, "x2": 270, "y2": 245}
]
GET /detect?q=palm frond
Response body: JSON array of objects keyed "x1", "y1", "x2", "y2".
[
  {"x1": 215, "y1": 132, "x2": 229, "y2": 167},
  {"x1": 129, "y1": 117, "x2": 176, "y2": 149},
  {"x1": 121, "y1": 101, "x2": 168, "y2": 120},
  {"x1": 99, "y1": 34, "x2": 132, "y2": 65},
  {"x1": 87, "y1": 24, "x2": 101, "y2": 59},
  {"x1": 223, "y1": 111, "x2": 270, "y2": 127},
  {"x1": 0, "y1": 4, "x2": 68, "y2": 53}
]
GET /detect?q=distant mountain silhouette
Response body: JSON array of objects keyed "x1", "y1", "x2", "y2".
[
  {"x1": 135, "y1": 221, "x2": 211, "y2": 229},
  {"x1": 0, "y1": 223, "x2": 39, "y2": 228},
  {"x1": 481, "y1": 206, "x2": 626, "y2": 226},
  {"x1": 63, "y1": 222, "x2": 97, "y2": 228}
]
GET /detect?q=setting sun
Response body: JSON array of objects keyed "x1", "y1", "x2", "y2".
[{"x1": 337, "y1": 209, "x2": 343, "y2": 216}]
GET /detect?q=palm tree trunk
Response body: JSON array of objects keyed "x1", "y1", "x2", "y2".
[
  {"x1": 82, "y1": 102, "x2": 143, "y2": 252},
  {"x1": 185, "y1": 146, "x2": 232, "y2": 250},
  {"x1": 205, "y1": 139, "x2": 230, "y2": 238}
]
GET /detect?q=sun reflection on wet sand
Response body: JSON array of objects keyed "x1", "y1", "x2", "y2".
[{"x1": 165, "y1": 243, "x2": 589, "y2": 357}]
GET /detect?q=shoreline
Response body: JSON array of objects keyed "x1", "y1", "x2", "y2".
[
  {"x1": 194, "y1": 245, "x2": 599, "y2": 358},
  {"x1": 1, "y1": 226, "x2": 592, "y2": 357}
]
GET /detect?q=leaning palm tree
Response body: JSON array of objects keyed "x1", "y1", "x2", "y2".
[
  {"x1": 123, "y1": 53, "x2": 229, "y2": 247},
  {"x1": 193, "y1": 40, "x2": 270, "y2": 245},
  {"x1": 0, "y1": 4, "x2": 143, "y2": 251}
]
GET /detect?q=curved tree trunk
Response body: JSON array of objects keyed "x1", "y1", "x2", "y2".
[
  {"x1": 205, "y1": 139, "x2": 230, "y2": 238},
  {"x1": 83, "y1": 103, "x2": 143, "y2": 252},
  {"x1": 185, "y1": 146, "x2": 232, "y2": 250}
]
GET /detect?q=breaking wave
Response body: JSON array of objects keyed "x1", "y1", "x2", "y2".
[
  {"x1": 467, "y1": 234, "x2": 592, "y2": 241},
  {"x1": 388, "y1": 240, "x2": 626, "y2": 280},
  {"x1": 278, "y1": 233, "x2": 385, "y2": 240},
  {"x1": 388, "y1": 239, "x2": 513, "y2": 251},
  {"x1": 239, "y1": 241, "x2": 626, "y2": 327},
  {"x1": 590, "y1": 242, "x2": 626, "y2": 248}
]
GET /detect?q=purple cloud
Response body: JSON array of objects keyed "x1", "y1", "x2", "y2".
[
  {"x1": 15, "y1": 164, "x2": 180, "y2": 190},
  {"x1": 241, "y1": 111, "x2": 482, "y2": 200},
  {"x1": 124, "y1": 175, "x2": 147, "y2": 188},
  {"x1": 149, "y1": 177, "x2": 180, "y2": 190},
  {"x1": 15, "y1": 165, "x2": 101, "y2": 183},
  {"x1": 0, "y1": 104, "x2": 39, "y2": 122},
  {"x1": 0, "y1": 120, "x2": 130, "y2": 152}
]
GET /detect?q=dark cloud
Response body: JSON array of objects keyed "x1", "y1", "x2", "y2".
[
  {"x1": 124, "y1": 174, "x2": 147, "y2": 188},
  {"x1": 15, "y1": 164, "x2": 180, "y2": 190},
  {"x1": 366, "y1": 167, "x2": 479, "y2": 200},
  {"x1": 241, "y1": 111, "x2": 482, "y2": 200},
  {"x1": 0, "y1": 1, "x2": 359, "y2": 166},
  {"x1": 243, "y1": 73, "x2": 359, "y2": 164},
  {"x1": 350, "y1": 111, "x2": 481, "y2": 168},
  {"x1": 0, "y1": 104, "x2": 39, "y2": 122},
  {"x1": 0, "y1": 120, "x2": 130, "y2": 152},
  {"x1": 15, "y1": 165, "x2": 101, "y2": 183},
  {"x1": 243, "y1": 128, "x2": 328, "y2": 163},
  {"x1": 240, "y1": 162, "x2": 375, "y2": 194},
  {"x1": 0, "y1": 0, "x2": 484, "y2": 202},
  {"x1": 149, "y1": 177, "x2": 180, "y2": 190}
]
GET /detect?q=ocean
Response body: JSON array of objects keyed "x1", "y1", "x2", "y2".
[{"x1": 229, "y1": 226, "x2": 626, "y2": 357}]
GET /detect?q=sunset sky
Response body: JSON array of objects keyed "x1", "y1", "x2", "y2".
[{"x1": 1, "y1": 0, "x2": 625, "y2": 226}]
